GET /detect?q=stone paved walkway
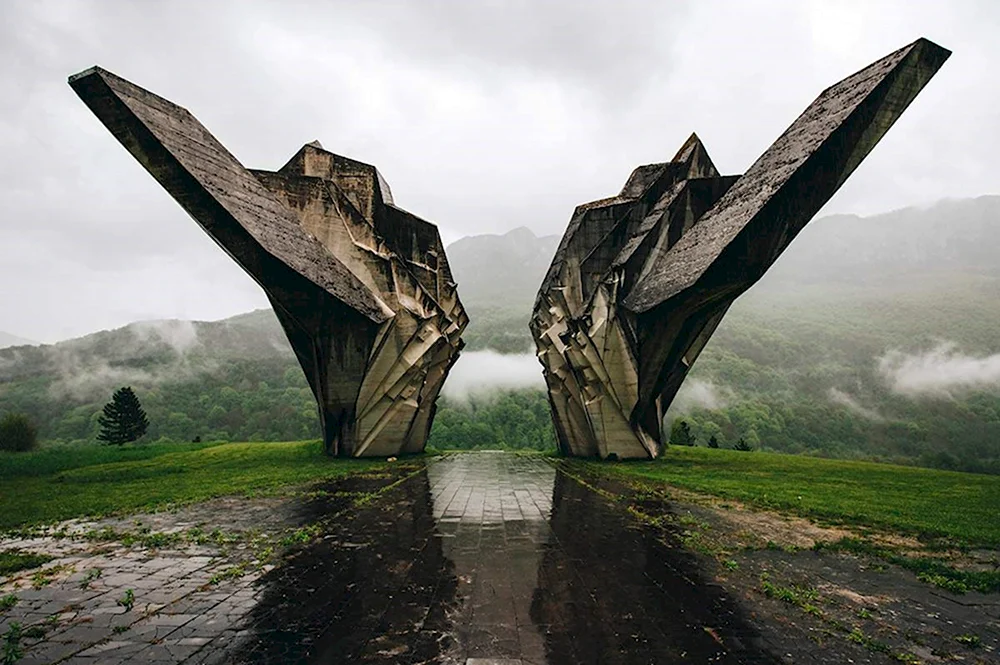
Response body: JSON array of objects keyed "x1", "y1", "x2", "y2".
[
  {"x1": 224, "y1": 453, "x2": 775, "y2": 664},
  {"x1": 427, "y1": 453, "x2": 557, "y2": 663},
  {"x1": 0, "y1": 469, "x2": 404, "y2": 665},
  {"x1": 3, "y1": 454, "x2": 996, "y2": 664},
  {"x1": 0, "y1": 533, "x2": 263, "y2": 664},
  {"x1": 1, "y1": 454, "x2": 776, "y2": 664}
]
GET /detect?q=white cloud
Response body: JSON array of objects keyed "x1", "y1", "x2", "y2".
[
  {"x1": 879, "y1": 342, "x2": 1000, "y2": 397},
  {"x1": 441, "y1": 351, "x2": 544, "y2": 401},
  {"x1": 128, "y1": 319, "x2": 200, "y2": 354},
  {"x1": 828, "y1": 387, "x2": 886, "y2": 421},
  {"x1": 666, "y1": 379, "x2": 733, "y2": 415}
]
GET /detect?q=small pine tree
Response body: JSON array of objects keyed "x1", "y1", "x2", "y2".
[
  {"x1": 669, "y1": 419, "x2": 697, "y2": 446},
  {"x1": 0, "y1": 412, "x2": 38, "y2": 452},
  {"x1": 97, "y1": 387, "x2": 149, "y2": 445},
  {"x1": 707, "y1": 434, "x2": 719, "y2": 449},
  {"x1": 733, "y1": 437, "x2": 754, "y2": 452}
]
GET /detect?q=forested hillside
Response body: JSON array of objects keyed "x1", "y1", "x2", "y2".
[
  {"x1": 668, "y1": 196, "x2": 1000, "y2": 473},
  {"x1": 1, "y1": 197, "x2": 998, "y2": 472},
  {"x1": 447, "y1": 227, "x2": 558, "y2": 353}
]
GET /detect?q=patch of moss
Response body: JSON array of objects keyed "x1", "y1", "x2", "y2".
[{"x1": 0, "y1": 550, "x2": 53, "y2": 577}]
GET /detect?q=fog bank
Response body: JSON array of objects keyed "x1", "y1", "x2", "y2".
[
  {"x1": 441, "y1": 351, "x2": 544, "y2": 401},
  {"x1": 828, "y1": 388, "x2": 887, "y2": 422},
  {"x1": 665, "y1": 379, "x2": 733, "y2": 417},
  {"x1": 879, "y1": 343, "x2": 1000, "y2": 397}
]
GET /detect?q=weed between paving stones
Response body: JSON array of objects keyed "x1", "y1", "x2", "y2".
[
  {"x1": 0, "y1": 461, "x2": 430, "y2": 665},
  {"x1": 956, "y1": 633, "x2": 983, "y2": 648},
  {"x1": 116, "y1": 588, "x2": 135, "y2": 611},
  {"x1": 79, "y1": 567, "x2": 101, "y2": 589},
  {"x1": 2, "y1": 622, "x2": 23, "y2": 665}
]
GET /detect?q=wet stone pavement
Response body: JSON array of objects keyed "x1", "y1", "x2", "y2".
[
  {"x1": 1, "y1": 454, "x2": 777, "y2": 664},
  {"x1": 3, "y1": 453, "x2": 996, "y2": 663}
]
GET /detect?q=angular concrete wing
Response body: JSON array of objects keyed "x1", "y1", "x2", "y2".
[
  {"x1": 531, "y1": 38, "x2": 950, "y2": 459},
  {"x1": 70, "y1": 67, "x2": 468, "y2": 457}
]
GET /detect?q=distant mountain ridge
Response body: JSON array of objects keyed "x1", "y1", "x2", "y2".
[
  {"x1": 0, "y1": 331, "x2": 36, "y2": 349},
  {"x1": 446, "y1": 226, "x2": 560, "y2": 309},
  {"x1": 4, "y1": 195, "x2": 997, "y2": 364},
  {"x1": 765, "y1": 195, "x2": 1000, "y2": 288},
  {"x1": 444, "y1": 196, "x2": 1000, "y2": 307}
]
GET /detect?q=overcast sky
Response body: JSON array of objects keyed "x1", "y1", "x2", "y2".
[{"x1": 1, "y1": 0, "x2": 996, "y2": 342}]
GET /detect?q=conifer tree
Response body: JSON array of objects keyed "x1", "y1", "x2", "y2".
[
  {"x1": 669, "y1": 419, "x2": 696, "y2": 446},
  {"x1": 97, "y1": 386, "x2": 149, "y2": 445}
]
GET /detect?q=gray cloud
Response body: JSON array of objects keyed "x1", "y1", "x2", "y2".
[{"x1": 1, "y1": 0, "x2": 997, "y2": 341}]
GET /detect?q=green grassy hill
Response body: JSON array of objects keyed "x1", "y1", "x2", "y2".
[
  {"x1": 0, "y1": 440, "x2": 387, "y2": 530},
  {"x1": 3, "y1": 441, "x2": 998, "y2": 560},
  {"x1": 600, "y1": 446, "x2": 1000, "y2": 547}
]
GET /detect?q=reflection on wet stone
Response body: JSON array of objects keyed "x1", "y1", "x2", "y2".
[
  {"x1": 225, "y1": 453, "x2": 779, "y2": 664},
  {"x1": 1, "y1": 455, "x2": 786, "y2": 663},
  {"x1": 428, "y1": 453, "x2": 555, "y2": 663},
  {"x1": 228, "y1": 467, "x2": 456, "y2": 664},
  {"x1": 534, "y1": 471, "x2": 778, "y2": 664}
]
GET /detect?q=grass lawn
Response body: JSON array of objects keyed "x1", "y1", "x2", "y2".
[
  {"x1": 0, "y1": 440, "x2": 388, "y2": 531},
  {"x1": 0, "y1": 441, "x2": 223, "y2": 481},
  {"x1": 594, "y1": 446, "x2": 1000, "y2": 547}
]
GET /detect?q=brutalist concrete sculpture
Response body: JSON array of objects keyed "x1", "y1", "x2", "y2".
[
  {"x1": 70, "y1": 67, "x2": 467, "y2": 457},
  {"x1": 531, "y1": 38, "x2": 949, "y2": 459}
]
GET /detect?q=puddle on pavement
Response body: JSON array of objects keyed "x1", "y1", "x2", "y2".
[{"x1": 229, "y1": 453, "x2": 778, "y2": 664}]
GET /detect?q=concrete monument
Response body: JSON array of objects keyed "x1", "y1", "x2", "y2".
[
  {"x1": 70, "y1": 67, "x2": 467, "y2": 457},
  {"x1": 531, "y1": 38, "x2": 950, "y2": 459}
]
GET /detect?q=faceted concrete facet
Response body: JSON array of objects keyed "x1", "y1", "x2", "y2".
[
  {"x1": 531, "y1": 38, "x2": 950, "y2": 459},
  {"x1": 69, "y1": 67, "x2": 467, "y2": 457}
]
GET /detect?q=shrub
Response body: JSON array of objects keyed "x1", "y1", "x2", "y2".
[{"x1": 0, "y1": 413, "x2": 38, "y2": 452}]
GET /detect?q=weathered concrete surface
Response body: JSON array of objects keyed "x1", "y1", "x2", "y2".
[
  {"x1": 2, "y1": 454, "x2": 997, "y2": 664},
  {"x1": 531, "y1": 38, "x2": 950, "y2": 458},
  {"x1": 68, "y1": 68, "x2": 467, "y2": 457}
]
